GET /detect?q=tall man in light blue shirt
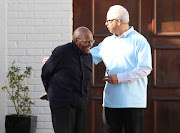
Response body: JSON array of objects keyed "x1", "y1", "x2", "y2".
[{"x1": 90, "y1": 5, "x2": 152, "y2": 133}]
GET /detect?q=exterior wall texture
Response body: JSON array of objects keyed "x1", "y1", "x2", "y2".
[{"x1": 0, "y1": 0, "x2": 73, "y2": 133}]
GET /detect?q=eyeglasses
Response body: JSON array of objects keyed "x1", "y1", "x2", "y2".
[
  {"x1": 105, "y1": 19, "x2": 117, "y2": 24},
  {"x1": 77, "y1": 39, "x2": 95, "y2": 45}
]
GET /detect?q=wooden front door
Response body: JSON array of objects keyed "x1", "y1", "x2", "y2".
[{"x1": 73, "y1": 0, "x2": 180, "y2": 133}]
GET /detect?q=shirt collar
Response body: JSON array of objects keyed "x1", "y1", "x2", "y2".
[
  {"x1": 113, "y1": 26, "x2": 134, "y2": 38},
  {"x1": 72, "y1": 41, "x2": 88, "y2": 56},
  {"x1": 121, "y1": 26, "x2": 134, "y2": 37},
  {"x1": 72, "y1": 41, "x2": 81, "y2": 54}
]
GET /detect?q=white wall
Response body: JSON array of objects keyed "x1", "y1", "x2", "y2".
[
  {"x1": 0, "y1": 0, "x2": 6, "y2": 132},
  {"x1": 4, "y1": 0, "x2": 73, "y2": 132}
]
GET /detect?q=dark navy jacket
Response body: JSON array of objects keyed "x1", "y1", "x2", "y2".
[{"x1": 41, "y1": 41, "x2": 92, "y2": 108}]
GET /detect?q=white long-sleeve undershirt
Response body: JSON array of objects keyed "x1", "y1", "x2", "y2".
[{"x1": 117, "y1": 66, "x2": 151, "y2": 83}]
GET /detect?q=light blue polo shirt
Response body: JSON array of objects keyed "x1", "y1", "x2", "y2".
[{"x1": 90, "y1": 27, "x2": 152, "y2": 108}]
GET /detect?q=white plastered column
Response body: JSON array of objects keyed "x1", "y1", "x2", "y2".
[{"x1": 0, "y1": 0, "x2": 7, "y2": 133}]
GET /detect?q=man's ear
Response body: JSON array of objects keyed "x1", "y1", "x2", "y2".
[{"x1": 117, "y1": 19, "x2": 121, "y2": 25}]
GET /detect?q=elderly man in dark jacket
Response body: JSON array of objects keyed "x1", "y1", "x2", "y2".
[{"x1": 41, "y1": 27, "x2": 95, "y2": 133}]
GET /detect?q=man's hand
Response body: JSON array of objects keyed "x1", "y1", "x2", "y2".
[
  {"x1": 39, "y1": 92, "x2": 49, "y2": 101},
  {"x1": 43, "y1": 57, "x2": 49, "y2": 64},
  {"x1": 103, "y1": 74, "x2": 118, "y2": 84}
]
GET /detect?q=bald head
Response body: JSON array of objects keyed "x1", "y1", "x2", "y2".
[
  {"x1": 73, "y1": 26, "x2": 94, "y2": 54},
  {"x1": 73, "y1": 26, "x2": 93, "y2": 41}
]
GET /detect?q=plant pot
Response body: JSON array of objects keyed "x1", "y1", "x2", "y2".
[{"x1": 5, "y1": 114, "x2": 37, "y2": 133}]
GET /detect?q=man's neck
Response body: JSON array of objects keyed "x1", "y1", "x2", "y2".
[{"x1": 116, "y1": 24, "x2": 130, "y2": 37}]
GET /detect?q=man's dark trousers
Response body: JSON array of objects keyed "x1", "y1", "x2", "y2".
[
  {"x1": 51, "y1": 97, "x2": 88, "y2": 133},
  {"x1": 103, "y1": 107, "x2": 145, "y2": 133}
]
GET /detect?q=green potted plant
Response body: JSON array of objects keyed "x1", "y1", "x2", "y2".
[{"x1": 1, "y1": 61, "x2": 37, "y2": 133}]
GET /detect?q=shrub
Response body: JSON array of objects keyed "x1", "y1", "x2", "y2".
[{"x1": 2, "y1": 61, "x2": 34, "y2": 116}]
